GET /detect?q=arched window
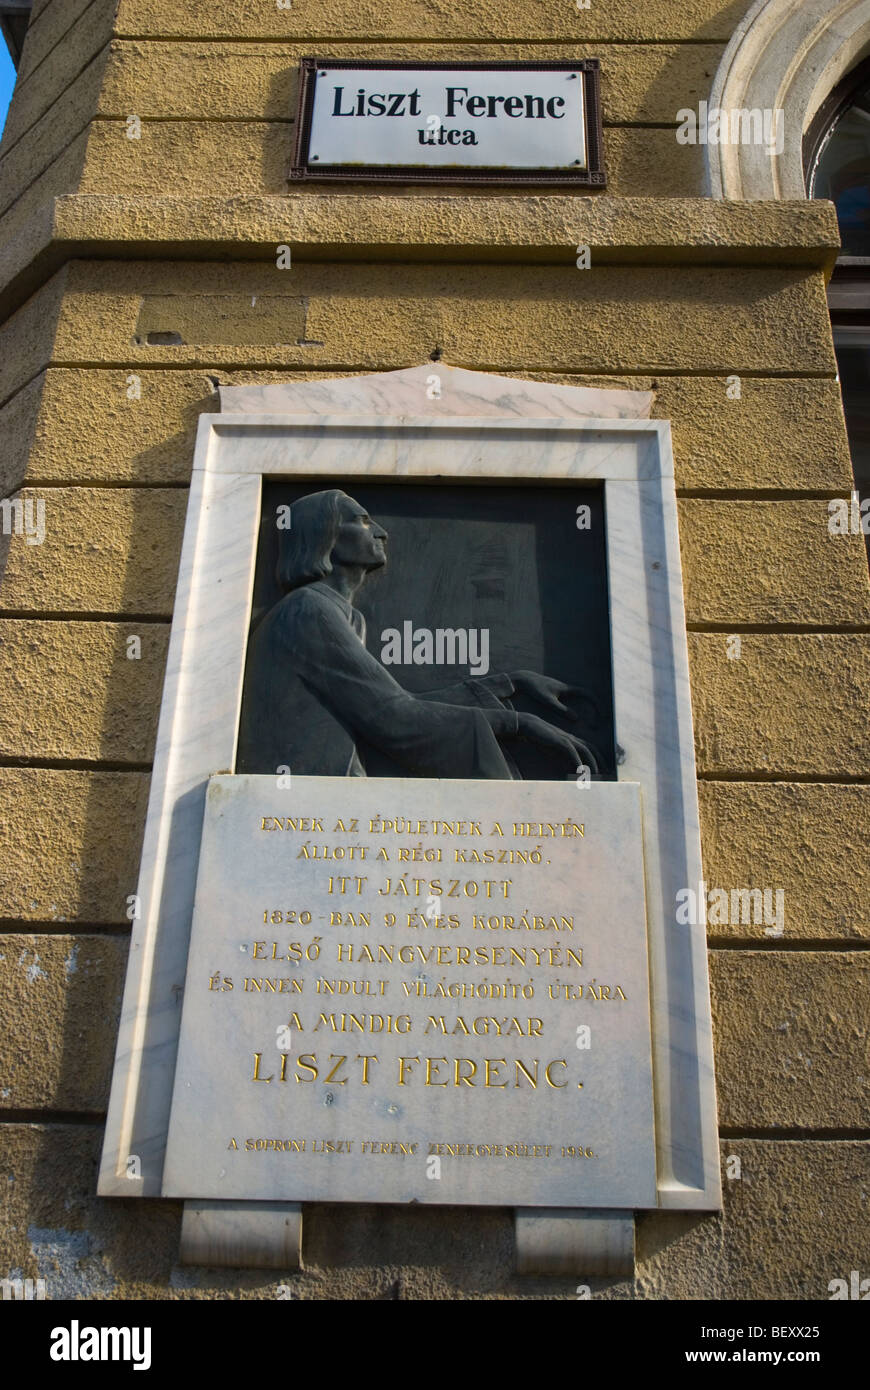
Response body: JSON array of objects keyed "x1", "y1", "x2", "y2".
[
  {"x1": 707, "y1": 0, "x2": 870, "y2": 559},
  {"x1": 806, "y1": 60, "x2": 870, "y2": 558},
  {"x1": 806, "y1": 58, "x2": 870, "y2": 256}
]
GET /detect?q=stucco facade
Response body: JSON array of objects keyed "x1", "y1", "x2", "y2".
[{"x1": 0, "y1": 0, "x2": 867, "y2": 1299}]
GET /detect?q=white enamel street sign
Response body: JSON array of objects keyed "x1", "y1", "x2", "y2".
[{"x1": 302, "y1": 64, "x2": 592, "y2": 171}]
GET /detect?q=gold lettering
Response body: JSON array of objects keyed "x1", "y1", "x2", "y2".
[
  {"x1": 397, "y1": 1055, "x2": 420, "y2": 1085},
  {"x1": 485, "y1": 1058, "x2": 509, "y2": 1088},
  {"x1": 425, "y1": 1056, "x2": 449, "y2": 1086},
  {"x1": 356, "y1": 1054, "x2": 378, "y2": 1084},
  {"x1": 545, "y1": 1059, "x2": 568, "y2": 1088},
  {"x1": 251, "y1": 1052, "x2": 273, "y2": 1083},
  {"x1": 514, "y1": 1059, "x2": 538, "y2": 1088},
  {"x1": 324, "y1": 1055, "x2": 348, "y2": 1084}
]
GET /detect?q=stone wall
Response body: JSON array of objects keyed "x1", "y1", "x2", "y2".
[{"x1": 0, "y1": 0, "x2": 867, "y2": 1299}]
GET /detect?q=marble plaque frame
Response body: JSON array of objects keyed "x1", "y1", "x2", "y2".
[{"x1": 98, "y1": 366, "x2": 722, "y2": 1218}]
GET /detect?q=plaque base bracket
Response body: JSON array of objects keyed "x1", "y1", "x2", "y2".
[
  {"x1": 515, "y1": 1209, "x2": 635, "y2": 1277},
  {"x1": 180, "y1": 1201, "x2": 303, "y2": 1271}
]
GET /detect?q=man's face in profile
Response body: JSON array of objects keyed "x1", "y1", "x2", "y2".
[{"x1": 330, "y1": 494, "x2": 388, "y2": 571}]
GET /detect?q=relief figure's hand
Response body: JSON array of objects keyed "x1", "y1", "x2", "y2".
[
  {"x1": 511, "y1": 712, "x2": 600, "y2": 774},
  {"x1": 508, "y1": 671, "x2": 589, "y2": 721}
]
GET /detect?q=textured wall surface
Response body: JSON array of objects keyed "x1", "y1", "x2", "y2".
[{"x1": 0, "y1": 0, "x2": 868, "y2": 1299}]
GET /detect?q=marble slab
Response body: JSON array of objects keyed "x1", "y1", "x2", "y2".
[
  {"x1": 219, "y1": 364, "x2": 654, "y2": 421},
  {"x1": 98, "y1": 366, "x2": 720, "y2": 1213},
  {"x1": 162, "y1": 776, "x2": 657, "y2": 1209}
]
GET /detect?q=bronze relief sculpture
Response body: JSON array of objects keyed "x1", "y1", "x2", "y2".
[{"x1": 237, "y1": 489, "x2": 602, "y2": 780}]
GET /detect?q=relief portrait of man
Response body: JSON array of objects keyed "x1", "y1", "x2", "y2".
[{"x1": 236, "y1": 488, "x2": 603, "y2": 780}]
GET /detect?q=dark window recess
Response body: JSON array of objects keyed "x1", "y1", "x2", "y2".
[
  {"x1": 806, "y1": 58, "x2": 870, "y2": 562},
  {"x1": 833, "y1": 342, "x2": 870, "y2": 557}
]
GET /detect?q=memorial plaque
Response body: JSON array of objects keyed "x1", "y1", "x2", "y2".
[
  {"x1": 99, "y1": 373, "x2": 721, "y2": 1246},
  {"x1": 163, "y1": 775, "x2": 656, "y2": 1208}
]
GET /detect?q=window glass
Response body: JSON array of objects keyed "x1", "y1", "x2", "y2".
[
  {"x1": 833, "y1": 340, "x2": 870, "y2": 554},
  {"x1": 808, "y1": 65, "x2": 870, "y2": 562},
  {"x1": 809, "y1": 69, "x2": 870, "y2": 255}
]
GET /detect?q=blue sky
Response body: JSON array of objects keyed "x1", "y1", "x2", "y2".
[{"x1": 0, "y1": 40, "x2": 17, "y2": 140}]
